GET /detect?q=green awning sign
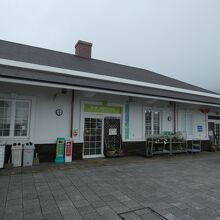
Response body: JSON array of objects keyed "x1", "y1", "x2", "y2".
[{"x1": 84, "y1": 104, "x2": 122, "y2": 114}]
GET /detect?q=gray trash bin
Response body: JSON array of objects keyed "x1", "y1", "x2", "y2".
[
  {"x1": 23, "y1": 142, "x2": 35, "y2": 166},
  {"x1": 0, "y1": 144, "x2": 5, "y2": 169},
  {"x1": 11, "y1": 143, "x2": 23, "y2": 167}
]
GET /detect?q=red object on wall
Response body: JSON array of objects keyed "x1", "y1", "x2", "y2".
[{"x1": 200, "y1": 109, "x2": 210, "y2": 114}]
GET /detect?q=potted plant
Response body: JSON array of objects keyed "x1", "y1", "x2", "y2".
[
  {"x1": 107, "y1": 146, "x2": 116, "y2": 156},
  {"x1": 115, "y1": 147, "x2": 123, "y2": 156},
  {"x1": 216, "y1": 145, "x2": 220, "y2": 151},
  {"x1": 210, "y1": 144, "x2": 218, "y2": 152}
]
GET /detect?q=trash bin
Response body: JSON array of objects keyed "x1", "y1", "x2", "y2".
[
  {"x1": 0, "y1": 144, "x2": 5, "y2": 169},
  {"x1": 55, "y1": 138, "x2": 65, "y2": 164},
  {"x1": 23, "y1": 142, "x2": 35, "y2": 166},
  {"x1": 11, "y1": 143, "x2": 23, "y2": 167},
  {"x1": 65, "y1": 139, "x2": 72, "y2": 163}
]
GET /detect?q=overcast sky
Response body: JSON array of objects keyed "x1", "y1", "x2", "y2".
[{"x1": 0, "y1": 0, "x2": 219, "y2": 92}]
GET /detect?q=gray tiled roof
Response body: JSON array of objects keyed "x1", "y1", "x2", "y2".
[{"x1": 0, "y1": 40, "x2": 219, "y2": 105}]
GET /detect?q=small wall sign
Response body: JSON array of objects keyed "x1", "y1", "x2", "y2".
[
  {"x1": 109, "y1": 128, "x2": 117, "y2": 135},
  {"x1": 55, "y1": 109, "x2": 63, "y2": 116},
  {"x1": 197, "y1": 125, "x2": 203, "y2": 132},
  {"x1": 73, "y1": 129, "x2": 78, "y2": 137}
]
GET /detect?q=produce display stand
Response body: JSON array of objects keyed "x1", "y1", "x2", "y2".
[
  {"x1": 145, "y1": 134, "x2": 187, "y2": 157},
  {"x1": 187, "y1": 140, "x2": 201, "y2": 153}
]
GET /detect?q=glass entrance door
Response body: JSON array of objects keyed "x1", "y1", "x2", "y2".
[
  {"x1": 104, "y1": 117, "x2": 121, "y2": 153},
  {"x1": 83, "y1": 118, "x2": 103, "y2": 158}
]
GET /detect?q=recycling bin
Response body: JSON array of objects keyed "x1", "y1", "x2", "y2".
[
  {"x1": 65, "y1": 139, "x2": 72, "y2": 163},
  {"x1": 23, "y1": 142, "x2": 35, "y2": 166},
  {"x1": 11, "y1": 143, "x2": 23, "y2": 167},
  {"x1": 0, "y1": 144, "x2": 5, "y2": 169},
  {"x1": 55, "y1": 138, "x2": 65, "y2": 164}
]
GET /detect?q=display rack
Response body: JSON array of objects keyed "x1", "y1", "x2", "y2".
[
  {"x1": 187, "y1": 140, "x2": 201, "y2": 153},
  {"x1": 145, "y1": 134, "x2": 188, "y2": 157}
]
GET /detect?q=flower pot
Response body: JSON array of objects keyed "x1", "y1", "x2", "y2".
[
  {"x1": 210, "y1": 145, "x2": 216, "y2": 152},
  {"x1": 107, "y1": 150, "x2": 116, "y2": 156}
]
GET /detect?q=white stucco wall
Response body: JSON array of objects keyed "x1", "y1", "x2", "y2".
[
  {"x1": 177, "y1": 107, "x2": 208, "y2": 140},
  {"x1": 0, "y1": 82, "x2": 210, "y2": 145},
  {"x1": 0, "y1": 82, "x2": 72, "y2": 144}
]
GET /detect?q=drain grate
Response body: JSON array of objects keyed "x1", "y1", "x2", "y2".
[{"x1": 118, "y1": 207, "x2": 168, "y2": 220}]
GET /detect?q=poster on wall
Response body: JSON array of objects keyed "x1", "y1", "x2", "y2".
[
  {"x1": 125, "y1": 104, "x2": 129, "y2": 139},
  {"x1": 109, "y1": 128, "x2": 117, "y2": 135}
]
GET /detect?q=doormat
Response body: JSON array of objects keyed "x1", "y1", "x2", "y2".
[{"x1": 118, "y1": 207, "x2": 168, "y2": 220}]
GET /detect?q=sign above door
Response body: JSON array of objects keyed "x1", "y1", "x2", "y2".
[{"x1": 84, "y1": 104, "x2": 122, "y2": 114}]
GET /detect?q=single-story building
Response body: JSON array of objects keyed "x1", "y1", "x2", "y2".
[{"x1": 0, "y1": 39, "x2": 220, "y2": 162}]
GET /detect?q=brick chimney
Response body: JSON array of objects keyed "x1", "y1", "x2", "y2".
[{"x1": 75, "y1": 40, "x2": 92, "y2": 59}]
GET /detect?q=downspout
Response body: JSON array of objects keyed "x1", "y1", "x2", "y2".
[
  {"x1": 70, "y1": 89, "x2": 74, "y2": 138},
  {"x1": 174, "y1": 102, "x2": 176, "y2": 134}
]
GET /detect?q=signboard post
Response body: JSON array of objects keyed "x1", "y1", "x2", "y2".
[
  {"x1": 65, "y1": 139, "x2": 72, "y2": 163},
  {"x1": 55, "y1": 138, "x2": 65, "y2": 164}
]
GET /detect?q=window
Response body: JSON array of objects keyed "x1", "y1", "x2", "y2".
[
  {"x1": 0, "y1": 99, "x2": 30, "y2": 138},
  {"x1": 0, "y1": 101, "x2": 11, "y2": 136},
  {"x1": 14, "y1": 102, "x2": 29, "y2": 137},
  {"x1": 179, "y1": 110, "x2": 193, "y2": 137},
  {"x1": 145, "y1": 110, "x2": 161, "y2": 136}
]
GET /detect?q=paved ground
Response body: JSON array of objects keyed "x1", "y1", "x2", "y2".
[{"x1": 1, "y1": 153, "x2": 220, "y2": 220}]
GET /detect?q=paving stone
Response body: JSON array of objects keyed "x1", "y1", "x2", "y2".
[
  {"x1": 41, "y1": 204, "x2": 60, "y2": 214},
  {"x1": 4, "y1": 205, "x2": 23, "y2": 214},
  {"x1": 23, "y1": 198, "x2": 40, "y2": 209},
  {"x1": 96, "y1": 206, "x2": 121, "y2": 220},
  {"x1": 164, "y1": 213, "x2": 177, "y2": 220},
  {"x1": 43, "y1": 212, "x2": 63, "y2": 220},
  {"x1": 176, "y1": 215, "x2": 196, "y2": 220},
  {"x1": 62, "y1": 213, "x2": 83, "y2": 220},
  {"x1": 24, "y1": 212, "x2": 44, "y2": 220},
  {"x1": 82, "y1": 211, "x2": 103, "y2": 220},
  {"x1": 113, "y1": 205, "x2": 130, "y2": 214},
  {"x1": 120, "y1": 212, "x2": 143, "y2": 220},
  {"x1": 91, "y1": 200, "x2": 106, "y2": 208},
  {"x1": 4, "y1": 211, "x2": 23, "y2": 220},
  {"x1": 73, "y1": 199, "x2": 90, "y2": 208},
  {"x1": 57, "y1": 199, "x2": 74, "y2": 207},
  {"x1": 6, "y1": 198, "x2": 22, "y2": 206},
  {"x1": 78, "y1": 205, "x2": 96, "y2": 215},
  {"x1": 123, "y1": 200, "x2": 142, "y2": 209}
]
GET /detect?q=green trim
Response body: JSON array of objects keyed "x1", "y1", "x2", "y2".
[{"x1": 84, "y1": 104, "x2": 122, "y2": 114}]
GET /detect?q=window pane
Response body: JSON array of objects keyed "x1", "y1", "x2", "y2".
[
  {"x1": 0, "y1": 101, "x2": 11, "y2": 137},
  {"x1": 153, "y1": 112, "x2": 160, "y2": 135},
  {"x1": 145, "y1": 110, "x2": 152, "y2": 135},
  {"x1": 14, "y1": 102, "x2": 29, "y2": 136},
  {"x1": 84, "y1": 117, "x2": 103, "y2": 156},
  {"x1": 186, "y1": 113, "x2": 193, "y2": 136}
]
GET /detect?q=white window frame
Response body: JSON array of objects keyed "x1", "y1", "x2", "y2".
[
  {"x1": 177, "y1": 109, "x2": 194, "y2": 140},
  {"x1": 0, "y1": 98, "x2": 31, "y2": 139},
  {"x1": 144, "y1": 108, "x2": 162, "y2": 136}
]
